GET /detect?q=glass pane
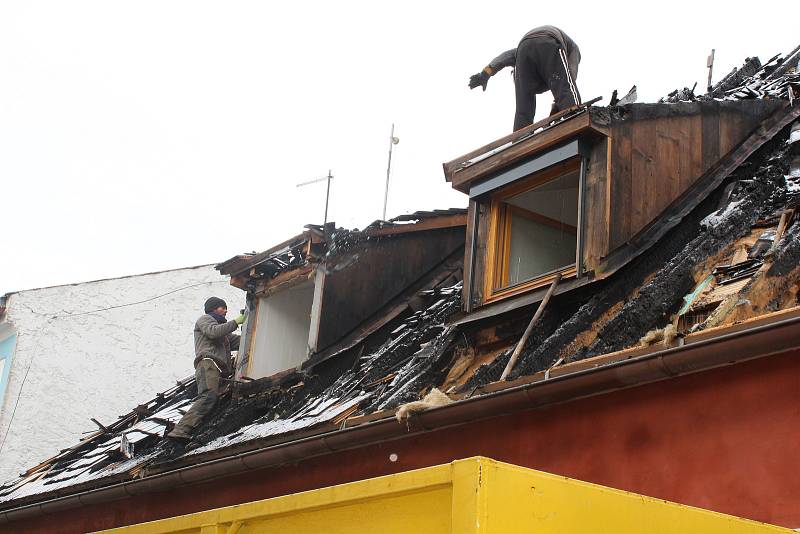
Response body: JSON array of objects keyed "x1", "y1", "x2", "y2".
[{"x1": 504, "y1": 168, "x2": 579, "y2": 286}]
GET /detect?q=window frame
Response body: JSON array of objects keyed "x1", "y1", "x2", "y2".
[{"x1": 483, "y1": 157, "x2": 586, "y2": 303}]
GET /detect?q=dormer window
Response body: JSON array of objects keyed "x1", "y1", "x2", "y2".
[
  {"x1": 486, "y1": 159, "x2": 581, "y2": 300},
  {"x1": 218, "y1": 213, "x2": 467, "y2": 380},
  {"x1": 444, "y1": 101, "x2": 781, "y2": 315}
]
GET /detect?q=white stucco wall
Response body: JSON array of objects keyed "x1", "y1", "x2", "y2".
[{"x1": 0, "y1": 265, "x2": 244, "y2": 479}]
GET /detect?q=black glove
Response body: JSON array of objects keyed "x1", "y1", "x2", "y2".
[{"x1": 469, "y1": 70, "x2": 490, "y2": 91}]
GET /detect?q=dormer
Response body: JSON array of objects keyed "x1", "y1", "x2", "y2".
[
  {"x1": 444, "y1": 99, "x2": 785, "y2": 314},
  {"x1": 218, "y1": 211, "x2": 466, "y2": 380}
]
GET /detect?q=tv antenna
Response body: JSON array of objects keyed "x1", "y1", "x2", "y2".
[
  {"x1": 383, "y1": 124, "x2": 400, "y2": 220},
  {"x1": 297, "y1": 170, "x2": 334, "y2": 225}
]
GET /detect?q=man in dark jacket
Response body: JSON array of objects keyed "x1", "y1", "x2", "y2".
[
  {"x1": 167, "y1": 297, "x2": 244, "y2": 441},
  {"x1": 469, "y1": 25, "x2": 581, "y2": 131}
]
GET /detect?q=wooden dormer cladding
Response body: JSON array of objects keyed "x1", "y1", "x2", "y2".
[
  {"x1": 444, "y1": 100, "x2": 785, "y2": 312},
  {"x1": 603, "y1": 101, "x2": 782, "y2": 251}
]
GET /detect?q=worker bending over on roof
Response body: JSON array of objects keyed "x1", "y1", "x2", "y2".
[
  {"x1": 167, "y1": 297, "x2": 244, "y2": 442},
  {"x1": 469, "y1": 25, "x2": 581, "y2": 131}
]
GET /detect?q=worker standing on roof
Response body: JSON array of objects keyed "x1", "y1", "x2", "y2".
[
  {"x1": 167, "y1": 297, "x2": 244, "y2": 442},
  {"x1": 468, "y1": 25, "x2": 581, "y2": 131}
]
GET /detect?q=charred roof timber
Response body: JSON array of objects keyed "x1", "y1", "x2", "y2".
[{"x1": 1, "y1": 45, "x2": 799, "y2": 524}]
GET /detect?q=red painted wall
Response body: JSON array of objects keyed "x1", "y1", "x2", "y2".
[{"x1": 5, "y1": 350, "x2": 799, "y2": 533}]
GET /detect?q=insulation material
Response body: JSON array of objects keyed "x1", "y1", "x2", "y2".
[
  {"x1": 441, "y1": 344, "x2": 476, "y2": 392},
  {"x1": 395, "y1": 388, "x2": 453, "y2": 422},
  {"x1": 639, "y1": 324, "x2": 678, "y2": 347}
]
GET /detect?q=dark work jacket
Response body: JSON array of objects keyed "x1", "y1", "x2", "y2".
[
  {"x1": 487, "y1": 25, "x2": 581, "y2": 94},
  {"x1": 193, "y1": 314, "x2": 240, "y2": 376}
]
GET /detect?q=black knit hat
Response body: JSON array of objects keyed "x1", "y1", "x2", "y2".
[{"x1": 204, "y1": 297, "x2": 227, "y2": 313}]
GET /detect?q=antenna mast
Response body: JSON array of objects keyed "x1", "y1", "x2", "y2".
[
  {"x1": 383, "y1": 124, "x2": 400, "y2": 220},
  {"x1": 296, "y1": 170, "x2": 334, "y2": 225}
]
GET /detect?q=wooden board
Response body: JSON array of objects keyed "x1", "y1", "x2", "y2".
[
  {"x1": 607, "y1": 100, "x2": 782, "y2": 250},
  {"x1": 609, "y1": 120, "x2": 632, "y2": 249},
  {"x1": 462, "y1": 200, "x2": 477, "y2": 312},
  {"x1": 583, "y1": 137, "x2": 609, "y2": 271},
  {"x1": 450, "y1": 113, "x2": 603, "y2": 192},
  {"x1": 315, "y1": 227, "x2": 465, "y2": 351},
  {"x1": 442, "y1": 98, "x2": 603, "y2": 185},
  {"x1": 471, "y1": 202, "x2": 491, "y2": 307}
]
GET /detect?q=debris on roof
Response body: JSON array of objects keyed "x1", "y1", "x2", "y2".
[
  {"x1": 659, "y1": 83, "x2": 698, "y2": 104},
  {"x1": 459, "y1": 113, "x2": 800, "y2": 387},
  {"x1": 0, "y1": 376, "x2": 197, "y2": 502},
  {"x1": 662, "y1": 47, "x2": 800, "y2": 103},
  {"x1": 2, "y1": 45, "x2": 800, "y2": 514},
  {"x1": 708, "y1": 56, "x2": 764, "y2": 98},
  {"x1": 217, "y1": 208, "x2": 467, "y2": 291},
  {"x1": 616, "y1": 85, "x2": 638, "y2": 106}
]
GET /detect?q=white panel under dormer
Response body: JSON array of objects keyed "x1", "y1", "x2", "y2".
[{"x1": 249, "y1": 281, "x2": 314, "y2": 379}]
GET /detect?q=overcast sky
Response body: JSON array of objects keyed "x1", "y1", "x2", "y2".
[{"x1": 1, "y1": 1, "x2": 796, "y2": 294}]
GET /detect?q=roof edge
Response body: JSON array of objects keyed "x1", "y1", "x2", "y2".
[{"x1": 2, "y1": 263, "x2": 222, "y2": 296}]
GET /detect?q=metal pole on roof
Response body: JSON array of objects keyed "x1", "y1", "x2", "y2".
[
  {"x1": 324, "y1": 169, "x2": 332, "y2": 225},
  {"x1": 296, "y1": 170, "x2": 334, "y2": 225},
  {"x1": 383, "y1": 124, "x2": 400, "y2": 221},
  {"x1": 707, "y1": 49, "x2": 715, "y2": 91}
]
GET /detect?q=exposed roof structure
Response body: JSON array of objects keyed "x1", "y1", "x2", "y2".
[
  {"x1": 217, "y1": 208, "x2": 467, "y2": 289},
  {"x1": 1, "y1": 48, "x2": 799, "y2": 516}
]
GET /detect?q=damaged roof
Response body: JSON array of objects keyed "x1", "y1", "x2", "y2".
[
  {"x1": 1, "y1": 47, "x2": 799, "y2": 513},
  {"x1": 217, "y1": 208, "x2": 466, "y2": 290}
]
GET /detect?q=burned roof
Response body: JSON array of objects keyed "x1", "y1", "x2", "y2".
[
  {"x1": 0, "y1": 47, "x2": 798, "y2": 514},
  {"x1": 216, "y1": 208, "x2": 467, "y2": 291},
  {"x1": 0, "y1": 276, "x2": 464, "y2": 506},
  {"x1": 662, "y1": 46, "x2": 800, "y2": 103}
]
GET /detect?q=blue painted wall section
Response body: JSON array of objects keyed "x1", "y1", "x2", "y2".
[{"x1": 0, "y1": 333, "x2": 16, "y2": 409}]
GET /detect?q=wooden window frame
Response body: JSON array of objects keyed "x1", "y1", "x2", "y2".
[{"x1": 483, "y1": 158, "x2": 583, "y2": 303}]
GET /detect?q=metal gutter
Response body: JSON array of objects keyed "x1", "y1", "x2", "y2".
[{"x1": 2, "y1": 312, "x2": 800, "y2": 523}]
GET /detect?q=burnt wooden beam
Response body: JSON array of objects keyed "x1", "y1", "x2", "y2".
[
  {"x1": 364, "y1": 214, "x2": 467, "y2": 237},
  {"x1": 500, "y1": 273, "x2": 561, "y2": 380},
  {"x1": 255, "y1": 265, "x2": 314, "y2": 297}
]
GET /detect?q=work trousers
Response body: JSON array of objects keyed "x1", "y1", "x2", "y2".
[
  {"x1": 513, "y1": 36, "x2": 581, "y2": 131},
  {"x1": 170, "y1": 359, "x2": 221, "y2": 437}
]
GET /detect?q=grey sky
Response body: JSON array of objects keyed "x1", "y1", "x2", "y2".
[{"x1": 1, "y1": 1, "x2": 796, "y2": 294}]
